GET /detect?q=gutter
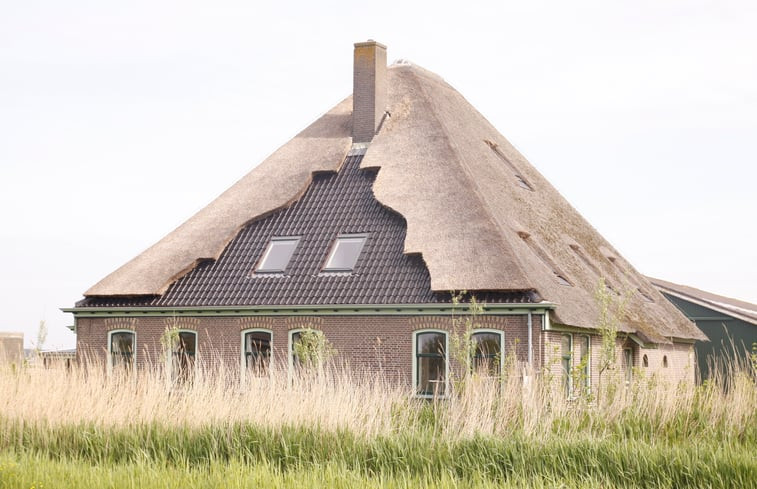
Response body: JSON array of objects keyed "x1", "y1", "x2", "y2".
[{"x1": 61, "y1": 301, "x2": 557, "y2": 318}]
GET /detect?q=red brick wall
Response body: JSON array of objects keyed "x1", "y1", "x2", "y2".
[{"x1": 75, "y1": 313, "x2": 541, "y2": 386}]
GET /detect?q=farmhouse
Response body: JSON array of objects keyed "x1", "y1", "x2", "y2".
[
  {"x1": 649, "y1": 277, "x2": 757, "y2": 382},
  {"x1": 64, "y1": 41, "x2": 705, "y2": 395}
]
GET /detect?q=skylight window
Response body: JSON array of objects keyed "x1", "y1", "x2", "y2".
[
  {"x1": 485, "y1": 140, "x2": 534, "y2": 191},
  {"x1": 518, "y1": 232, "x2": 572, "y2": 286},
  {"x1": 255, "y1": 237, "x2": 300, "y2": 273},
  {"x1": 323, "y1": 235, "x2": 367, "y2": 272}
]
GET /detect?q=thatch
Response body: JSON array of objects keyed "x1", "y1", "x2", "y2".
[
  {"x1": 84, "y1": 63, "x2": 705, "y2": 342},
  {"x1": 85, "y1": 97, "x2": 353, "y2": 296},
  {"x1": 361, "y1": 64, "x2": 705, "y2": 342}
]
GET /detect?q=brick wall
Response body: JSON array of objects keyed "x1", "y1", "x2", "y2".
[
  {"x1": 75, "y1": 313, "x2": 540, "y2": 387},
  {"x1": 542, "y1": 330, "x2": 696, "y2": 397}
]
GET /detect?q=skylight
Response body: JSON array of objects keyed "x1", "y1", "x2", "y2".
[
  {"x1": 255, "y1": 237, "x2": 300, "y2": 273},
  {"x1": 518, "y1": 232, "x2": 572, "y2": 286},
  {"x1": 323, "y1": 235, "x2": 367, "y2": 272},
  {"x1": 485, "y1": 140, "x2": 534, "y2": 191}
]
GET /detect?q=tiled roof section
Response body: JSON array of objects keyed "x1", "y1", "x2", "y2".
[{"x1": 80, "y1": 154, "x2": 536, "y2": 308}]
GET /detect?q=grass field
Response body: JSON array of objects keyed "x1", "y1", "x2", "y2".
[{"x1": 1, "y1": 359, "x2": 755, "y2": 488}]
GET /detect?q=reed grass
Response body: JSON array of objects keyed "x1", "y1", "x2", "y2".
[{"x1": 1, "y1": 357, "x2": 755, "y2": 488}]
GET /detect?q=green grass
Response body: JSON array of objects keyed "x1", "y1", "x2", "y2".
[{"x1": 1, "y1": 420, "x2": 755, "y2": 488}]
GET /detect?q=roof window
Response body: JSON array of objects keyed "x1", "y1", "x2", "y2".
[
  {"x1": 485, "y1": 140, "x2": 534, "y2": 191},
  {"x1": 518, "y1": 232, "x2": 572, "y2": 286},
  {"x1": 255, "y1": 237, "x2": 300, "y2": 273},
  {"x1": 323, "y1": 234, "x2": 367, "y2": 272}
]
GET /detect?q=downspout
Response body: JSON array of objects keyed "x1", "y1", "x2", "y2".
[{"x1": 527, "y1": 311, "x2": 533, "y2": 368}]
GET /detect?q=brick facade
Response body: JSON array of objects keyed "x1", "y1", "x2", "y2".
[
  {"x1": 75, "y1": 313, "x2": 543, "y2": 387},
  {"x1": 542, "y1": 330, "x2": 695, "y2": 394}
]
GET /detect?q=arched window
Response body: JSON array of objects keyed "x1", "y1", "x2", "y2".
[
  {"x1": 471, "y1": 330, "x2": 504, "y2": 375},
  {"x1": 108, "y1": 330, "x2": 135, "y2": 373},
  {"x1": 171, "y1": 330, "x2": 197, "y2": 382},
  {"x1": 241, "y1": 329, "x2": 272, "y2": 377},
  {"x1": 413, "y1": 330, "x2": 448, "y2": 397}
]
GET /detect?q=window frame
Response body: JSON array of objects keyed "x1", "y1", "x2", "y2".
[
  {"x1": 107, "y1": 329, "x2": 136, "y2": 374},
  {"x1": 412, "y1": 329, "x2": 449, "y2": 398},
  {"x1": 169, "y1": 329, "x2": 198, "y2": 382},
  {"x1": 470, "y1": 329, "x2": 505, "y2": 376},
  {"x1": 577, "y1": 334, "x2": 591, "y2": 393},
  {"x1": 623, "y1": 347, "x2": 634, "y2": 384},
  {"x1": 321, "y1": 234, "x2": 368, "y2": 272},
  {"x1": 560, "y1": 333, "x2": 573, "y2": 398},
  {"x1": 255, "y1": 236, "x2": 301, "y2": 274},
  {"x1": 240, "y1": 328, "x2": 273, "y2": 382}
]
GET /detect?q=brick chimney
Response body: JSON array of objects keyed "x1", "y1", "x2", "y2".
[{"x1": 352, "y1": 40, "x2": 387, "y2": 143}]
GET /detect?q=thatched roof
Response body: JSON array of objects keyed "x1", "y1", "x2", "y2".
[{"x1": 83, "y1": 62, "x2": 705, "y2": 342}]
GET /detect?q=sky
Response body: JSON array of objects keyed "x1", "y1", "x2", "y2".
[{"x1": 1, "y1": 0, "x2": 755, "y2": 350}]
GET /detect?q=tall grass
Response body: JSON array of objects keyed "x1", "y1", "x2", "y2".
[{"x1": 1, "y1": 357, "x2": 755, "y2": 487}]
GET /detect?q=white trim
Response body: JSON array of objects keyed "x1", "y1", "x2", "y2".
[
  {"x1": 167, "y1": 329, "x2": 198, "y2": 380},
  {"x1": 287, "y1": 328, "x2": 309, "y2": 383},
  {"x1": 560, "y1": 332, "x2": 573, "y2": 398},
  {"x1": 107, "y1": 329, "x2": 136, "y2": 375},
  {"x1": 471, "y1": 328, "x2": 505, "y2": 375},
  {"x1": 578, "y1": 333, "x2": 591, "y2": 392},
  {"x1": 412, "y1": 329, "x2": 449, "y2": 398},
  {"x1": 240, "y1": 328, "x2": 273, "y2": 383}
]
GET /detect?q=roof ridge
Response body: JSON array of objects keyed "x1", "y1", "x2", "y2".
[{"x1": 410, "y1": 69, "x2": 532, "y2": 292}]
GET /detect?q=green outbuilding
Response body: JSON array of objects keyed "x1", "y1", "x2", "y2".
[{"x1": 649, "y1": 277, "x2": 757, "y2": 382}]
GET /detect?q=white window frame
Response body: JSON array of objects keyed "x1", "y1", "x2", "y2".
[
  {"x1": 240, "y1": 328, "x2": 273, "y2": 382},
  {"x1": 412, "y1": 329, "x2": 449, "y2": 398},
  {"x1": 560, "y1": 333, "x2": 573, "y2": 398},
  {"x1": 470, "y1": 329, "x2": 505, "y2": 375},
  {"x1": 578, "y1": 334, "x2": 591, "y2": 394},
  {"x1": 107, "y1": 329, "x2": 136, "y2": 375},
  {"x1": 167, "y1": 329, "x2": 198, "y2": 380},
  {"x1": 322, "y1": 234, "x2": 367, "y2": 272},
  {"x1": 255, "y1": 236, "x2": 301, "y2": 273}
]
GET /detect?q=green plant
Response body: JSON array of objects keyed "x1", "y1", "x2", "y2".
[
  {"x1": 594, "y1": 278, "x2": 630, "y2": 396},
  {"x1": 292, "y1": 327, "x2": 336, "y2": 373}
]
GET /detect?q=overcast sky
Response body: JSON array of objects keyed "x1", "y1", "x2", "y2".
[{"x1": 1, "y1": 0, "x2": 755, "y2": 349}]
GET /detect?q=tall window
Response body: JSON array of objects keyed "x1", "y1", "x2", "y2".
[
  {"x1": 289, "y1": 330, "x2": 304, "y2": 371},
  {"x1": 561, "y1": 334, "x2": 573, "y2": 398},
  {"x1": 109, "y1": 330, "x2": 135, "y2": 371},
  {"x1": 172, "y1": 331, "x2": 197, "y2": 382},
  {"x1": 471, "y1": 330, "x2": 503, "y2": 375},
  {"x1": 622, "y1": 348, "x2": 633, "y2": 384},
  {"x1": 414, "y1": 331, "x2": 447, "y2": 397},
  {"x1": 577, "y1": 335, "x2": 591, "y2": 393},
  {"x1": 242, "y1": 330, "x2": 272, "y2": 376}
]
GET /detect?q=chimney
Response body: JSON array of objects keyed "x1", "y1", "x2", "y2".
[{"x1": 352, "y1": 40, "x2": 387, "y2": 143}]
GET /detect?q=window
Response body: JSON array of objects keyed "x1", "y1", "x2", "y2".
[
  {"x1": 561, "y1": 334, "x2": 573, "y2": 397},
  {"x1": 472, "y1": 330, "x2": 504, "y2": 376},
  {"x1": 519, "y1": 232, "x2": 572, "y2": 286},
  {"x1": 622, "y1": 348, "x2": 633, "y2": 384},
  {"x1": 172, "y1": 331, "x2": 197, "y2": 382},
  {"x1": 108, "y1": 330, "x2": 135, "y2": 372},
  {"x1": 242, "y1": 329, "x2": 272, "y2": 377},
  {"x1": 323, "y1": 234, "x2": 366, "y2": 272},
  {"x1": 414, "y1": 331, "x2": 448, "y2": 397},
  {"x1": 577, "y1": 335, "x2": 590, "y2": 393},
  {"x1": 662, "y1": 355, "x2": 668, "y2": 368},
  {"x1": 485, "y1": 139, "x2": 534, "y2": 191},
  {"x1": 643, "y1": 354, "x2": 649, "y2": 368},
  {"x1": 256, "y1": 237, "x2": 300, "y2": 273}
]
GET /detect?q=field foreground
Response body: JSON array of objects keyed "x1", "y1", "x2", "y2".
[{"x1": 1, "y1": 361, "x2": 755, "y2": 488}]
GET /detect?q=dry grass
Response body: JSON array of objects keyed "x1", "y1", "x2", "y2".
[{"x1": 2, "y1": 354, "x2": 755, "y2": 442}]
